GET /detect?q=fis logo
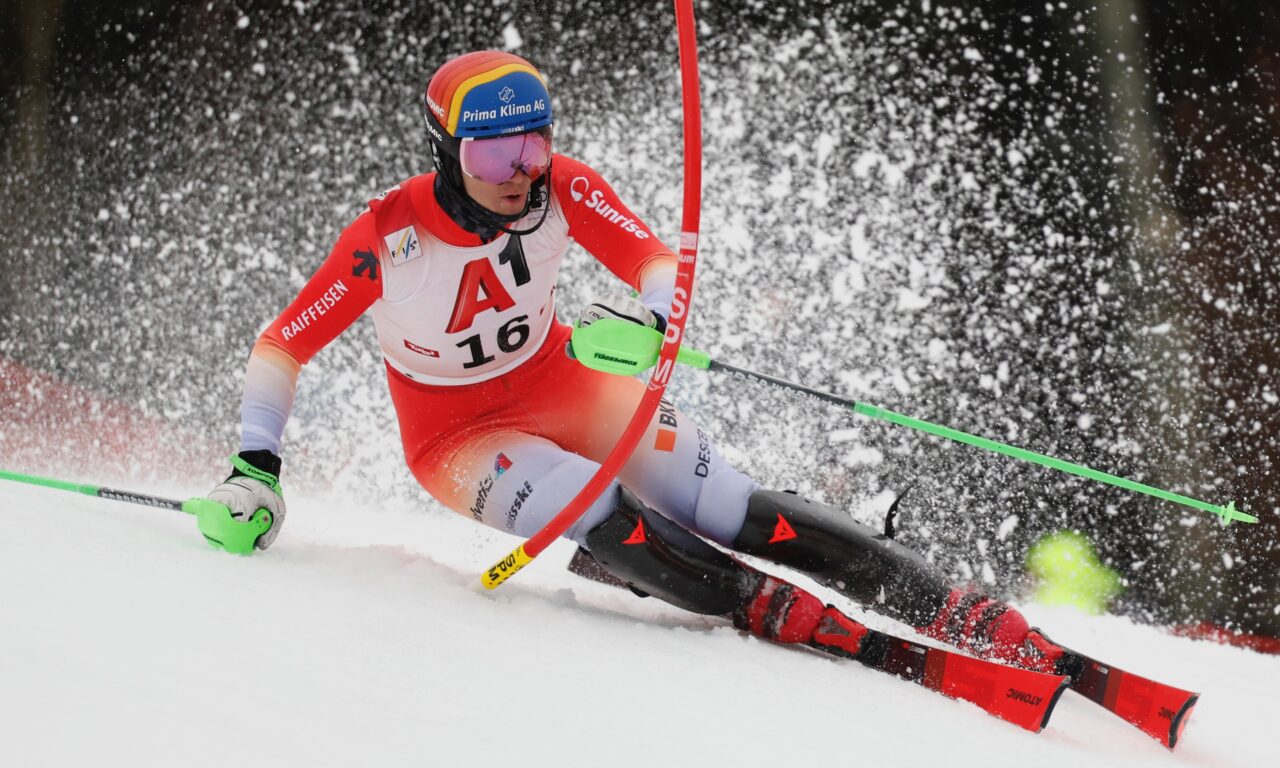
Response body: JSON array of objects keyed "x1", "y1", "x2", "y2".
[
  {"x1": 494, "y1": 453, "x2": 513, "y2": 476},
  {"x1": 385, "y1": 226, "x2": 421, "y2": 267}
]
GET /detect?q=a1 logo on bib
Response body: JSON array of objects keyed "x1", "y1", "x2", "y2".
[{"x1": 385, "y1": 226, "x2": 422, "y2": 267}]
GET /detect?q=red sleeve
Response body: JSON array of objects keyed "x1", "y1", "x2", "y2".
[
  {"x1": 260, "y1": 210, "x2": 382, "y2": 365},
  {"x1": 550, "y1": 155, "x2": 674, "y2": 289}
]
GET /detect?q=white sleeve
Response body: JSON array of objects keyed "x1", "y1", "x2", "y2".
[
  {"x1": 638, "y1": 260, "x2": 678, "y2": 322},
  {"x1": 239, "y1": 342, "x2": 301, "y2": 454}
]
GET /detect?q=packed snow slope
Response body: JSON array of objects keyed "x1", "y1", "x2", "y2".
[{"x1": 1, "y1": 482, "x2": 1273, "y2": 768}]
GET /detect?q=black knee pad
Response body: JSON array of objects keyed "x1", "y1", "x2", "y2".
[
  {"x1": 731, "y1": 490, "x2": 950, "y2": 626},
  {"x1": 585, "y1": 486, "x2": 759, "y2": 616}
]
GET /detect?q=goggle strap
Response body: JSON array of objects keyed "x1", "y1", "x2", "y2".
[{"x1": 424, "y1": 110, "x2": 462, "y2": 158}]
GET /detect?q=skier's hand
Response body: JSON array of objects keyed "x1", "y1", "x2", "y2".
[
  {"x1": 204, "y1": 450, "x2": 287, "y2": 551},
  {"x1": 578, "y1": 292, "x2": 667, "y2": 333},
  {"x1": 569, "y1": 293, "x2": 669, "y2": 374}
]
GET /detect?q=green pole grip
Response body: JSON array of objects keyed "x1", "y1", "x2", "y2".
[
  {"x1": 571, "y1": 318, "x2": 710, "y2": 375},
  {"x1": 676, "y1": 346, "x2": 711, "y2": 369},
  {"x1": 182, "y1": 497, "x2": 271, "y2": 554}
]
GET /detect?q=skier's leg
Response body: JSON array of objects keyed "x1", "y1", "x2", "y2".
[
  {"x1": 409, "y1": 429, "x2": 622, "y2": 543},
  {"x1": 608, "y1": 402, "x2": 760, "y2": 546},
  {"x1": 387, "y1": 336, "x2": 753, "y2": 547},
  {"x1": 416, "y1": 426, "x2": 868, "y2": 654},
  {"x1": 583, "y1": 485, "x2": 757, "y2": 616},
  {"x1": 582, "y1": 485, "x2": 870, "y2": 656},
  {"x1": 508, "y1": 340, "x2": 1058, "y2": 668},
  {"x1": 730, "y1": 490, "x2": 1065, "y2": 672},
  {"x1": 730, "y1": 491, "x2": 948, "y2": 625},
  {"x1": 528, "y1": 356, "x2": 760, "y2": 545}
]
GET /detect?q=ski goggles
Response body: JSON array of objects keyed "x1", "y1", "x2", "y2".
[{"x1": 459, "y1": 128, "x2": 553, "y2": 185}]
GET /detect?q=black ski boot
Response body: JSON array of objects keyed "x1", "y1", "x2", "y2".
[
  {"x1": 731, "y1": 490, "x2": 951, "y2": 626},
  {"x1": 730, "y1": 490, "x2": 1061, "y2": 669},
  {"x1": 584, "y1": 487, "x2": 861, "y2": 649}
]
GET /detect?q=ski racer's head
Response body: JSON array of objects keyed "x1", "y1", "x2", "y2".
[{"x1": 424, "y1": 51, "x2": 553, "y2": 234}]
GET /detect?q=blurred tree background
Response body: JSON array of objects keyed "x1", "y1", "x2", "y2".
[{"x1": 1, "y1": 0, "x2": 1277, "y2": 638}]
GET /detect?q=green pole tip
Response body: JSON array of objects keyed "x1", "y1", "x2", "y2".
[{"x1": 1218, "y1": 501, "x2": 1258, "y2": 525}]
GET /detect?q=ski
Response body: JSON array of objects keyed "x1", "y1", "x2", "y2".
[
  {"x1": 569, "y1": 548, "x2": 1068, "y2": 732},
  {"x1": 811, "y1": 620, "x2": 1069, "y2": 733},
  {"x1": 1050, "y1": 642, "x2": 1199, "y2": 749}
]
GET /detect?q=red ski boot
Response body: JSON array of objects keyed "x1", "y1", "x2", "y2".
[
  {"x1": 730, "y1": 573, "x2": 873, "y2": 657},
  {"x1": 918, "y1": 588, "x2": 1068, "y2": 675},
  {"x1": 731, "y1": 574, "x2": 827, "y2": 644}
]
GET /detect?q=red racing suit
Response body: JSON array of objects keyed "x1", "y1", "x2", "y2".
[{"x1": 239, "y1": 156, "x2": 756, "y2": 545}]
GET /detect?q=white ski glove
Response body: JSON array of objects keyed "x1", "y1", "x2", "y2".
[
  {"x1": 206, "y1": 451, "x2": 287, "y2": 550},
  {"x1": 578, "y1": 292, "x2": 667, "y2": 332}
]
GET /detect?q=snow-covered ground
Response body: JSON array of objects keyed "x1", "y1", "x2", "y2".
[{"x1": 1, "y1": 481, "x2": 1273, "y2": 768}]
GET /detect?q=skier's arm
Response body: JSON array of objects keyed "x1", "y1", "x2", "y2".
[
  {"x1": 552, "y1": 156, "x2": 678, "y2": 322},
  {"x1": 208, "y1": 213, "x2": 382, "y2": 551},
  {"x1": 240, "y1": 211, "x2": 382, "y2": 455},
  {"x1": 239, "y1": 339, "x2": 303, "y2": 454}
]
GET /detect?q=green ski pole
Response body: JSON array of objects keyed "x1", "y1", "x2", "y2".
[
  {"x1": 0, "y1": 468, "x2": 273, "y2": 552},
  {"x1": 568, "y1": 319, "x2": 1256, "y2": 525}
]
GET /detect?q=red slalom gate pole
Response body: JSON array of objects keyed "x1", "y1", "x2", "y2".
[{"x1": 481, "y1": 0, "x2": 703, "y2": 589}]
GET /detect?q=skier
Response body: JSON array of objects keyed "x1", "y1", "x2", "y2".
[{"x1": 207, "y1": 50, "x2": 1067, "y2": 675}]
